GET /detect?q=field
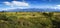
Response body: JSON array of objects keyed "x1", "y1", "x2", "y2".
[{"x1": 0, "y1": 12, "x2": 60, "y2": 28}]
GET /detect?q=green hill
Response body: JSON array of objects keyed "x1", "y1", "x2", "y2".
[{"x1": 0, "y1": 12, "x2": 60, "y2": 28}]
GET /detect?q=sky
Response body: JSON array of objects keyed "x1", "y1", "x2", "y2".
[{"x1": 0, "y1": 0, "x2": 60, "y2": 11}]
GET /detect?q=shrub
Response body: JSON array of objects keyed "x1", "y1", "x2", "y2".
[
  {"x1": 0, "y1": 14, "x2": 8, "y2": 21},
  {"x1": 7, "y1": 16, "x2": 17, "y2": 21}
]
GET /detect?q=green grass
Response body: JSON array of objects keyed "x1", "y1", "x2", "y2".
[{"x1": 0, "y1": 12, "x2": 60, "y2": 28}]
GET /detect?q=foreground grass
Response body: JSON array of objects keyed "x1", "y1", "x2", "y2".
[{"x1": 0, "y1": 12, "x2": 60, "y2": 28}]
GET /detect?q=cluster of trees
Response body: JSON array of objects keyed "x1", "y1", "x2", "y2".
[{"x1": 0, "y1": 12, "x2": 60, "y2": 28}]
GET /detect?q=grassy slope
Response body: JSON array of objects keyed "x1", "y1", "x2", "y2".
[{"x1": 0, "y1": 12, "x2": 60, "y2": 28}]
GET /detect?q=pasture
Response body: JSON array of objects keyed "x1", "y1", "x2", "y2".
[{"x1": 0, "y1": 12, "x2": 60, "y2": 28}]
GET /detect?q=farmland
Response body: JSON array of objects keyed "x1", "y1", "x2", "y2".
[{"x1": 0, "y1": 12, "x2": 60, "y2": 28}]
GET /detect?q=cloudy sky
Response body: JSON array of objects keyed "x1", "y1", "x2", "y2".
[{"x1": 0, "y1": 0, "x2": 60, "y2": 11}]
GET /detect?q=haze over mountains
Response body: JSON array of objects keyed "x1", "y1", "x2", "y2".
[{"x1": 2, "y1": 8, "x2": 60, "y2": 12}]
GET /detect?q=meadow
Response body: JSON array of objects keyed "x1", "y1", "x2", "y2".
[{"x1": 0, "y1": 12, "x2": 60, "y2": 28}]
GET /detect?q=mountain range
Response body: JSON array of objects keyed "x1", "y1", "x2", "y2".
[{"x1": 1, "y1": 8, "x2": 60, "y2": 12}]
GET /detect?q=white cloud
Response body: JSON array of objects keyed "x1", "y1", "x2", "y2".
[
  {"x1": 4, "y1": 2, "x2": 11, "y2": 6},
  {"x1": 12, "y1": 1, "x2": 29, "y2": 7},
  {"x1": 4, "y1": 1, "x2": 29, "y2": 7},
  {"x1": 49, "y1": 5, "x2": 60, "y2": 9},
  {"x1": 56, "y1": 5, "x2": 60, "y2": 7},
  {"x1": 3, "y1": 1, "x2": 29, "y2": 11},
  {"x1": 54, "y1": 5, "x2": 60, "y2": 9}
]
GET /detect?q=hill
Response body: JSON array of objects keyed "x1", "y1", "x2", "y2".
[{"x1": 0, "y1": 12, "x2": 60, "y2": 28}]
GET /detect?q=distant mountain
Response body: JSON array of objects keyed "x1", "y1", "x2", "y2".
[{"x1": 2, "y1": 8, "x2": 60, "y2": 12}]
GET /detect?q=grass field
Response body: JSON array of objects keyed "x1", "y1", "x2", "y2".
[{"x1": 0, "y1": 12, "x2": 60, "y2": 28}]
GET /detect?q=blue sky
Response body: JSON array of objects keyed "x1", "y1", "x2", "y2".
[{"x1": 0, "y1": 0, "x2": 60, "y2": 11}]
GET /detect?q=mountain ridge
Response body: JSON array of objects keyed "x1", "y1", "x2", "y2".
[{"x1": 1, "y1": 8, "x2": 60, "y2": 12}]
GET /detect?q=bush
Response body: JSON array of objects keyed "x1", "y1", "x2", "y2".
[
  {"x1": 0, "y1": 14, "x2": 8, "y2": 21},
  {"x1": 7, "y1": 16, "x2": 17, "y2": 21}
]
